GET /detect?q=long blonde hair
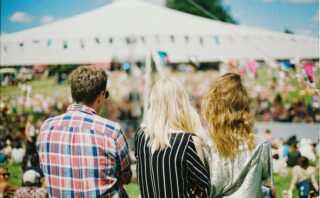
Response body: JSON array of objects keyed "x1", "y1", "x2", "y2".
[
  {"x1": 202, "y1": 73, "x2": 255, "y2": 158},
  {"x1": 143, "y1": 77, "x2": 202, "y2": 152}
]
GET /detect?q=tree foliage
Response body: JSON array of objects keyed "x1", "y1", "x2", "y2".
[
  {"x1": 166, "y1": 0, "x2": 237, "y2": 24},
  {"x1": 284, "y1": 28, "x2": 294, "y2": 34}
]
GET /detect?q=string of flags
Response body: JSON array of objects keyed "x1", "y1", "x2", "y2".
[
  {"x1": 1, "y1": 35, "x2": 226, "y2": 53},
  {"x1": 2, "y1": 35, "x2": 309, "y2": 53}
]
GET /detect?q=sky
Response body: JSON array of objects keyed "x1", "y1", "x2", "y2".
[{"x1": 0, "y1": 0, "x2": 319, "y2": 37}]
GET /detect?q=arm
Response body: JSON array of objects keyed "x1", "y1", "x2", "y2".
[
  {"x1": 289, "y1": 166, "x2": 298, "y2": 192},
  {"x1": 115, "y1": 128, "x2": 132, "y2": 185},
  {"x1": 262, "y1": 141, "x2": 273, "y2": 187},
  {"x1": 4, "y1": 183, "x2": 17, "y2": 196},
  {"x1": 25, "y1": 123, "x2": 32, "y2": 142},
  {"x1": 310, "y1": 167, "x2": 319, "y2": 192},
  {"x1": 186, "y1": 136, "x2": 210, "y2": 195},
  {"x1": 261, "y1": 141, "x2": 277, "y2": 197}
]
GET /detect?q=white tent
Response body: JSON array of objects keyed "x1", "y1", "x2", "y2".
[{"x1": 0, "y1": 0, "x2": 318, "y2": 66}]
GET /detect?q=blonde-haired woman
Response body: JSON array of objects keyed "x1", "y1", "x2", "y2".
[
  {"x1": 202, "y1": 73, "x2": 274, "y2": 197},
  {"x1": 135, "y1": 77, "x2": 209, "y2": 198}
]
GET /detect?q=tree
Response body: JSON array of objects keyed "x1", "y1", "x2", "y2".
[
  {"x1": 166, "y1": 0, "x2": 237, "y2": 24},
  {"x1": 284, "y1": 28, "x2": 294, "y2": 34}
]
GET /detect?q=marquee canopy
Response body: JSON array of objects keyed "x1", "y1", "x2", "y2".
[{"x1": 0, "y1": 0, "x2": 318, "y2": 65}]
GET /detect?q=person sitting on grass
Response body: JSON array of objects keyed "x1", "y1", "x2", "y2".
[
  {"x1": 14, "y1": 170, "x2": 47, "y2": 198},
  {"x1": 289, "y1": 156, "x2": 319, "y2": 198},
  {"x1": 0, "y1": 167, "x2": 17, "y2": 197}
]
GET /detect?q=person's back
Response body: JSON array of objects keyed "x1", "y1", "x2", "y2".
[
  {"x1": 135, "y1": 77, "x2": 209, "y2": 197},
  {"x1": 206, "y1": 136, "x2": 272, "y2": 197},
  {"x1": 287, "y1": 144, "x2": 301, "y2": 167},
  {"x1": 11, "y1": 141, "x2": 25, "y2": 164},
  {"x1": 37, "y1": 66, "x2": 132, "y2": 197},
  {"x1": 135, "y1": 130, "x2": 209, "y2": 197},
  {"x1": 289, "y1": 156, "x2": 318, "y2": 197},
  {"x1": 201, "y1": 73, "x2": 274, "y2": 198}
]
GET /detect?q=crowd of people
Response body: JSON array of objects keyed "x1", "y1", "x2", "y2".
[
  {"x1": 265, "y1": 129, "x2": 319, "y2": 197},
  {"x1": 0, "y1": 65, "x2": 319, "y2": 198}
]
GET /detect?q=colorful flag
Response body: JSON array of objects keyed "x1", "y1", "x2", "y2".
[
  {"x1": 246, "y1": 59, "x2": 257, "y2": 76},
  {"x1": 279, "y1": 61, "x2": 291, "y2": 72},
  {"x1": 158, "y1": 51, "x2": 170, "y2": 65},
  {"x1": 47, "y1": 39, "x2": 52, "y2": 46},
  {"x1": 304, "y1": 63, "x2": 314, "y2": 83}
]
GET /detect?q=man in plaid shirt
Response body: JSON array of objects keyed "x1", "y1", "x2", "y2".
[{"x1": 37, "y1": 66, "x2": 132, "y2": 197}]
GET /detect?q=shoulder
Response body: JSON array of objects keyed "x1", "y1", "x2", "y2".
[
  {"x1": 40, "y1": 114, "x2": 64, "y2": 130},
  {"x1": 307, "y1": 166, "x2": 316, "y2": 173},
  {"x1": 94, "y1": 115, "x2": 123, "y2": 138},
  {"x1": 292, "y1": 165, "x2": 301, "y2": 173},
  {"x1": 134, "y1": 129, "x2": 144, "y2": 140},
  {"x1": 254, "y1": 135, "x2": 271, "y2": 150}
]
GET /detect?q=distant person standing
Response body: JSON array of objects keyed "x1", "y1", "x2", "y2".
[
  {"x1": 202, "y1": 73, "x2": 274, "y2": 197},
  {"x1": 37, "y1": 66, "x2": 132, "y2": 197},
  {"x1": 135, "y1": 78, "x2": 209, "y2": 197}
]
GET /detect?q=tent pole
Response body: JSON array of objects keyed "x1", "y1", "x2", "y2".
[{"x1": 142, "y1": 50, "x2": 152, "y2": 123}]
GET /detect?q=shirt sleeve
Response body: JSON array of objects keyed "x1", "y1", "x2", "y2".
[
  {"x1": 186, "y1": 135, "x2": 210, "y2": 195},
  {"x1": 262, "y1": 141, "x2": 273, "y2": 187},
  {"x1": 115, "y1": 128, "x2": 132, "y2": 185}
]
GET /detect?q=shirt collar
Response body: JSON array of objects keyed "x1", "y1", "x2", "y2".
[{"x1": 67, "y1": 104, "x2": 97, "y2": 115}]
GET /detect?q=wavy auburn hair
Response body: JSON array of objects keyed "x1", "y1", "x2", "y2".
[{"x1": 202, "y1": 73, "x2": 255, "y2": 158}]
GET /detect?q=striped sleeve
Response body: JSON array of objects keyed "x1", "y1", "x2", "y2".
[
  {"x1": 186, "y1": 136, "x2": 210, "y2": 194},
  {"x1": 115, "y1": 128, "x2": 132, "y2": 185}
]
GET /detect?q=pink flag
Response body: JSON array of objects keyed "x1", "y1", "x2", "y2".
[
  {"x1": 304, "y1": 63, "x2": 314, "y2": 83},
  {"x1": 246, "y1": 59, "x2": 257, "y2": 75}
]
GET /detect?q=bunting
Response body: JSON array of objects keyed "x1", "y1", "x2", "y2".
[{"x1": 158, "y1": 51, "x2": 170, "y2": 65}]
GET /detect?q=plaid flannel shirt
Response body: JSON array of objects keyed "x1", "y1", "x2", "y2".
[{"x1": 37, "y1": 104, "x2": 132, "y2": 198}]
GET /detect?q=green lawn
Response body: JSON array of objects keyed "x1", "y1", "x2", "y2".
[
  {"x1": 0, "y1": 78, "x2": 69, "y2": 98},
  {"x1": 5, "y1": 162, "x2": 319, "y2": 198},
  {"x1": 5, "y1": 163, "x2": 141, "y2": 198}
]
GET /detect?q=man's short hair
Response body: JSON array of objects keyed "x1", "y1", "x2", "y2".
[{"x1": 70, "y1": 66, "x2": 108, "y2": 104}]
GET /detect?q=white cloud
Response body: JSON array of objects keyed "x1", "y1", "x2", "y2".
[
  {"x1": 8, "y1": 11, "x2": 33, "y2": 23},
  {"x1": 40, "y1": 15, "x2": 56, "y2": 24}
]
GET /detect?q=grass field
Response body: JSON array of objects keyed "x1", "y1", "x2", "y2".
[
  {"x1": 1, "y1": 78, "x2": 69, "y2": 98},
  {"x1": 5, "y1": 162, "x2": 318, "y2": 198},
  {"x1": 4, "y1": 163, "x2": 140, "y2": 198}
]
